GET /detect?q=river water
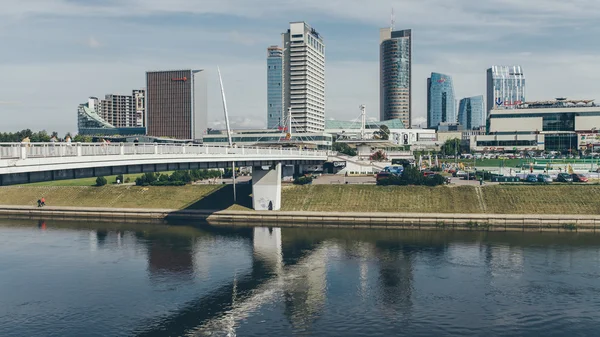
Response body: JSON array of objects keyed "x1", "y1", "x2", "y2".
[{"x1": 2, "y1": 220, "x2": 600, "y2": 337}]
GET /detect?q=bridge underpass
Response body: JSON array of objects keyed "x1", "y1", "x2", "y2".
[{"x1": 0, "y1": 142, "x2": 327, "y2": 210}]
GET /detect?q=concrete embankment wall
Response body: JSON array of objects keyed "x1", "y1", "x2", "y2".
[{"x1": 1, "y1": 205, "x2": 599, "y2": 233}]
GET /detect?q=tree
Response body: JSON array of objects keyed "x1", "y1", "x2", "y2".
[
  {"x1": 373, "y1": 125, "x2": 390, "y2": 140},
  {"x1": 441, "y1": 138, "x2": 461, "y2": 156},
  {"x1": 73, "y1": 134, "x2": 92, "y2": 142},
  {"x1": 332, "y1": 142, "x2": 357, "y2": 156}
]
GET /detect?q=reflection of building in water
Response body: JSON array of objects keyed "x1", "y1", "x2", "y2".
[
  {"x1": 374, "y1": 242, "x2": 413, "y2": 311},
  {"x1": 147, "y1": 238, "x2": 195, "y2": 279},
  {"x1": 487, "y1": 245, "x2": 524, "y2": 278},
  {"x1": 283, "y1": 246, "x2": 327, "y2": 330}
]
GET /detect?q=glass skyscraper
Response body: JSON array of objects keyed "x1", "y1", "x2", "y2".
[
  {"x1": 267, "y1": 46, "x2": 283, "y2": 129},
  {"x1": 486, "y1": 65, "x2": 525, "y2": 115},
  {"x1": 458, "y1": 95, "x2": 485, "y2": 130},
  {"x1": 380, "y1": 28, "x2": 411, "y2": 128},
  {"x1": 426, "y1": 72, "x2": 456, "y2": 129}
]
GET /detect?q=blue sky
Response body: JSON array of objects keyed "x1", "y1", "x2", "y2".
[{"x1": 1, "y1": 0, "x2": 599, "y2": 134}]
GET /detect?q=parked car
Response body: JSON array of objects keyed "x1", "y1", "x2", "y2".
[
  {"x1": 556, "y1": 173, "x2": 573, "y2": 183},
  {"x1": 376, "y1": 171, "x2": 392, "y2": 182},
  {"x1": 537, "y1": 174, "x2": 553, "y2": 183},
  {"x1": 525, "y1": 174, "x2": 538, "y2": 183},
  {"x1": 422, "y1": 171, "x2": 436, "y2": 177},
  {"x1": 383, "y1": 165, "x2": 404, "y2": 175},
  {"x1": 572, "y1": 173, "x2": 589, "y2": 183}
]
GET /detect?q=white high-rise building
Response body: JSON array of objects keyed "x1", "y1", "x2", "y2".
[{"x1": 282, "y1": 22, "x2": 325, "y2": 132}]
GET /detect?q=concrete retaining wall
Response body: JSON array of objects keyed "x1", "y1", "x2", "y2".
[{"x1": 1, "y1": 205, "x2": 599, "y2": 233}]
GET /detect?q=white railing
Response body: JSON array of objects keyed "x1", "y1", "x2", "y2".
[{"x1": 0, "y1": 142, "x2": 327, "y2": 160}]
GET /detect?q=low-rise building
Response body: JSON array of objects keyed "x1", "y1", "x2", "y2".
[
  {"x1": 324, "y1": 119, "x2": 435, "y2": 146},
  {"x1": 202, "y1": 129, "x2": 332, "y2": 150},
  {"x1": 471, "y1": 98, "x2": 600, "y2": 152}
]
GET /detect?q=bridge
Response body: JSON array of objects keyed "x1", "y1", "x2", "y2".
[{"x1": 0, "y1": 142, "x2": 327, "y2": 210}]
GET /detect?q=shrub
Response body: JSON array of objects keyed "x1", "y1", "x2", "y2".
[
  {"x1": 135, "y1": 172, "x2": 158, "y2": 186},
  {"x1": 376, "y1": 167, "x2": 445, "y2": 187},
  {"x1": 115, "y1": 174, "x2": 124, "y2": 184},
  {"x1": 425, "y1": 174, "x2": 446, "y2": 186},
  {"x1": 95, "y1": 176, "x2": 107, "y2": 186},
  {"x1": 294, "y1": 176, "x2": 313, "y2": 185},
  {"x1": 370, "y1": 150, "x2": 388, "y2": 162}
]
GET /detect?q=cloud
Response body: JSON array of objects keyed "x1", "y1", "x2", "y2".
[
  {"x1": 0, "y1": 0, "x2": 599, "y2": 135},
  {"x1": 87, "y1": 36, "x2": 101, "y2": 48}
]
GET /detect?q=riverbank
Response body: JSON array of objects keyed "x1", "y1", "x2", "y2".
[
  {"x1": 0, "y1": 205, "x2": 598, "y2": 232},
  {"x1": 2, "y1": 184, "x2": 600, "y2": 215}
]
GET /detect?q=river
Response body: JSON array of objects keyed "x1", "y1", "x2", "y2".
[{"x1": 1, "y1": 219, "x2": 600, "y2": 336}]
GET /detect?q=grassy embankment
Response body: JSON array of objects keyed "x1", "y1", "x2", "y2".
[{"x1": 2, "y1": 184, "x2": 600, "y2": 215}]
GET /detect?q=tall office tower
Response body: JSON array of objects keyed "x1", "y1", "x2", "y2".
[
  {"x1": 426, "y1": 73, "x2": 456, "y2": 129},
  {"x1": 267, "y1": 46, "x2": 284, "y2": 129},
  {"x1": 458, "y1": 95, "x2": 485, "y2": 130},
  {"x1": 282, "y1": 22, "x2": 325, "y2": 133},
  {"x1": 486, "y1": 65, "x2": 525, "y2": 115},
  {"x1": 380, "y1": 28, "x2": 412, "y2": 127},
  {"x1": 146, "y1": 69, "x2": 208, "y2": 140}
]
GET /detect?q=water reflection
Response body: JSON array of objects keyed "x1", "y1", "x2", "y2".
[{"x1": 3, "y1": 220, "x2": 600, "y2": 337}]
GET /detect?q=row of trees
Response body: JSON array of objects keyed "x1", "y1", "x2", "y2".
[
  {"x1": 135, "y1": 169, "x2": 225, "y2": 186},
  {"x1": 0, "y1": 129, "x2": 94, "y2": 143}
]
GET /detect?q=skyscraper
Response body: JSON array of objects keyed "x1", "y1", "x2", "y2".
[
  {"x1": 267, "y1": 46, "x2": 283, "y2": 129},
  {"x1": 486, "y1": 65, "x2": 525, "y2": 114},
  {"x1": 380, "y1": 28, "x2": 412, "y2": 127},
  {"x1": 146, "y1": 69, "x2": 207, "y2": 140},
  {"x1": 282, "y1": 22, "x2": 325, "y2": 133},
  {"x1": 426, "y1": 73, "x2": 456, "y2": 129},
  {"x1": 458, "y1": 95, "x2": 485, "y2": 130}
]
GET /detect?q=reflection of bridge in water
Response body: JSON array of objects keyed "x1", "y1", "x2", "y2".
[
  {"x1": 131, "y1": 227, "x2": 328, "y2": 337},
  {"x1": 86, "y1": 225, "x2": 436, "y2": 336}
]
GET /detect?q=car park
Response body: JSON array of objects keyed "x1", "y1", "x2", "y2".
[{"x1": 556, "y1": 173, "x2": 573, "y2": 183}]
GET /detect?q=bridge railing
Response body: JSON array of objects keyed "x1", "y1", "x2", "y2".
[{"x1": 0, "y1": 142, "x2": 327, "y2": 160}]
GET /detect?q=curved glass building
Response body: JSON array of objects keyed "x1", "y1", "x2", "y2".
[
  {"x1": 78, "y1": 98, "x2": 145, "y2": 136},
  {"x1": 426, "y1": 73, "x2": 456, "y2": 129},
  {"x1": 380, "y1": 28, "x2": 411, "y2": 127},
  {"x1": 458, "y1": 95, "x2": 485, "y2": 130}
]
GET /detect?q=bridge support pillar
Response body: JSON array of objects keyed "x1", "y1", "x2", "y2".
[{"x1": 252, "y1": 163, "x2": 281, "y2": 211}]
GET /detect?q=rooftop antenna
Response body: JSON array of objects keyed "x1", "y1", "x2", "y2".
[
  {"x1": 391, "y1": 7, "x2": 395, "y2": 31},
  {"x1": 217, "y1": 66, "x2": 236, "y2": 203}
]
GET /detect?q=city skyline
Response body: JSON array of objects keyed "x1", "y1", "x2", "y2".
[{"x1": 1, "y1": 1, "x2": 599, "y2": 134}]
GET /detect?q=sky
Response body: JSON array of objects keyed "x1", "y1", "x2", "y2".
[{"x1": 1, "y1": 0, "x2": 600, "y2": 135}]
